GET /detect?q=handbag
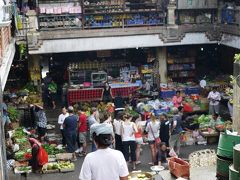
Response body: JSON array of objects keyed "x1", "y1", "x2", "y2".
[
  {"x1": 149, "y1": 123, "x2": 161, "y2": 145},
  {"x1": 38, "y1": 146, "x2": 48, "y2": 166}
]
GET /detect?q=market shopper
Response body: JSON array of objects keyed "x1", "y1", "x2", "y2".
[
  {"x1": 48, "y1": 80, "x2": 57, "y2": 109},
  {"x1": 114, "y1": 92, "x2": 125, "y2": 109},
  {"x1": 128, "y1": 94, "x2": 137, "y2": 109},
  {"x1": 169, "y1": 107, "x2": 183, "y2": 156},
  {"x1": 145, "y1": 114, "x2": 161, "y2": 165},
  {"x1": 159, "y1": 113, "x2": 170, "y2": 147},
  {"x1": 88, "y1": 107, "x2": 99, "y2": 152},
  {"x1": 103, "y1": 82, "x2": 112, "y2": 102},
  {"x1": 63, "y1": 106, "x2": 78, "y2": 161},
  {"x1": 134, "y1": 116, "x2": 144, "y2": 165},
  {"x1": 29, "y1": 138, "x2": 46, "y2": 172},
  {"x1": 78, "y1": 109, "x2": 88, "y2": 156},
  {"x1": 172, "y1": 90, "x2": 183, "y2": 108},
  {"x1": 121, "y1": 114, "x2": 138, "y2": 170},
  {"x1": 43, "y1": 72, "x2": 52, "y2": 106},
  {"x1": 207, "y1": 87, "x2": 221, "y2": 115},
  {"x1": 58, "y1": 107, "x2": 69, "y2": 146},
  {"x1": 79, "y1": 123, "x2": 129, "y2": 180},
  {"x1": 33, "y1": 104, "x2": 47, "y2": 142},
  {"x1": 113, "y1": 112, "x2": 124, "y2": 152}
]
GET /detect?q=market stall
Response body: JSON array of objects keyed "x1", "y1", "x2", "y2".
[{"x1": 67, "y1": 88, "x2": 104, "y2": 105}]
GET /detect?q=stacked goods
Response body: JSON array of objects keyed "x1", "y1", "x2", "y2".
[
  {"x1": 229, "y1": 144, "x2": 240, "y2": 180},
  {"x1": 217, "y1": 132, "x2": 240, "y2": 179}
]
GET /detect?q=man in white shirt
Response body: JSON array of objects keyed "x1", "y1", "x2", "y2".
[
  {"x1": 79, "y1": 123, "x2": 129, "y2": 180},
  {"x1": 207, "y1": 87, "x2": 221, "y2": 115},
  {"x1": 58, "y1": 107, "x2": 69, "y2": 146}
]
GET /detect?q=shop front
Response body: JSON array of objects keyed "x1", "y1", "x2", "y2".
[{"x1": 41, "y1": 48, "x2": 158, "y2": 105}]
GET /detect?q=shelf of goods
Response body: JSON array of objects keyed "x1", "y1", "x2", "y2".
[
  {"x1": 38, "y1": 1, "x2": 82, "y2": 29},
  {"x1": 178, "y1": 9, "x2": 215, "y2": 25},
  {"x1": 83, "y1": 0, "x2": 165, "y2": 28},
  {"x1": 110, "y1": 84, "x2": 139, "y2": 98},
  {"x1": 167, "y1": 55, "x2": 196, "y2": 81},
  {"x1": 67, "y1": 88, "x2": 104, "y2": 104}
]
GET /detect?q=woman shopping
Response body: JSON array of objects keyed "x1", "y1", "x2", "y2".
[
  {"x1": 121, "y1": 114, "x2": 138, "y2": 170},
  {"x1": 145, "y1": 114, "x2": 161, "y2": 165},
  {"x1": 133, "y1": 116, "x2": 144, "y2": 165}
]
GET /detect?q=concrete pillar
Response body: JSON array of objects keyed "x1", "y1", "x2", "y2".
[
  {"x1": 217, "y1": 1, "x2": 224, "y2": 24},
  {"x1": 233, "y1": 62, "x2": 240, "y2": 132},
  {"x1": 156, "y1": 47, "x2": 168, "y2": 83},
  {"x1": 26, "y1": 10, "x2": 38, "y2": 31},
  {"x1": 167, "y1": 0, "x2": 177, "y2": 25},
  {"x1": 28, "y1": 54, "x2": 41, "y2": 88}
]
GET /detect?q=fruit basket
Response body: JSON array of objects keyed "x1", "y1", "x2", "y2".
[
  {"x1": 59, "y1": 161, "x2": 75, "y2": 172},
  {"x1": 42, "y1": 163, "x2": 60, "y2": 174}
]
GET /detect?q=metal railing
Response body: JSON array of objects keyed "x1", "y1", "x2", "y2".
[
  {"x1": 1, "y1": 5, "x2": 13, "y2": 22},
  {"x1": 0, "y1": 78, "x2": 8, "y2": 180}
]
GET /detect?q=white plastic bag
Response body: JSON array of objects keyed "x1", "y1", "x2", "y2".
[{"x1": 169, "y1": 148, "x2": 177, "y2": 157}]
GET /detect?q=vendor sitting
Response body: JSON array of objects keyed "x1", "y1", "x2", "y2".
[
  {"x1": 172, "y1": 91, "x2": 183, "y2": 108},
  {"x1": 209, "y1": 113, "x2": 222, "y2": 129}
]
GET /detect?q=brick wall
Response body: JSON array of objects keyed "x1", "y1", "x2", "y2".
[{"x1": 0, "y1": 25, "x2": 11, "y2": 65}]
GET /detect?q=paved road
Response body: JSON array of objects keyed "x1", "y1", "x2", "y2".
[
  {"x1": 9, "y1": 109, "x2": 218, "y2": 180},
  {"x1": 9, "y1": 144, "x2": 218, "y2": 180}
]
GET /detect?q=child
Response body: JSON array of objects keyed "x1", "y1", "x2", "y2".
[{"x1": 155, "y1": 142, "x2": 168, "y2": 169}]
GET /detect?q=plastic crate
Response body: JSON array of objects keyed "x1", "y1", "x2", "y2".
[{"x1": 160, "y1": 90, "x2": 176, "y2": 99}]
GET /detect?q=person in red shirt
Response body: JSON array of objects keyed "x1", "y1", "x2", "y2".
[{"x1": 78, "y1": 109, "x2": 88, "y2": 156}]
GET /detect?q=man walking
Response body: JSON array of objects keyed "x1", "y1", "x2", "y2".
[
  {"x1": 58, "y1": 107, "x2": 69, "y2": 146},
  {"x1": 63, "y1": 106, "x2": 78, "y2": 161}
]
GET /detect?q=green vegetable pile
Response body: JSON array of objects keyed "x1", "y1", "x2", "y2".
[
  {"x1": 192, "y1": 114, "x2": 211, "y2": 128},
  {"x1": 42, "y1": 144, "x2": 65, "y2": 155},
  {"x1": 12, "y1": 128, "x2": 27, "y2": 139},
  {"x1": 17, "y1": 166, "x2": 31, "y2": 172},
  {"x1": 15, "y1": 151, "x2": 25, "y2": 160},
  {"x1": 8, "y1": 106, "x2": 19, "y2": 122},
  {"x1": 15, "y1": 138, "x2": 28, "y2": 144}
]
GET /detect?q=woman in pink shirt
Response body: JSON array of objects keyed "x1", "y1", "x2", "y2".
[{"x1": 172, "y1": 91, "x2": 183, "y2": 108}]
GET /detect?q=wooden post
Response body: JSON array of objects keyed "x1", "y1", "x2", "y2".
[{"x1": 233, "y1": 62, "x2": 240, "y2": 132}]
